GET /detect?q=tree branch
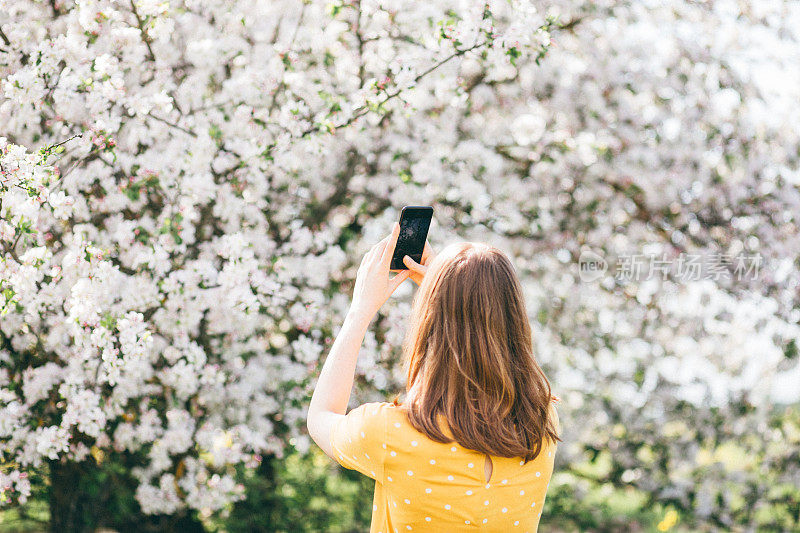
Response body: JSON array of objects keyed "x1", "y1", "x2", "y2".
[
  {"x1": 299, "y1": 40, "x2": 488, "y2": 138},
  {"x1": 0, "y1": 26, "x2": 11, "y2": 47},
  {"x1": 130, "y1": 0, "x2": 157, "y2": 64}
]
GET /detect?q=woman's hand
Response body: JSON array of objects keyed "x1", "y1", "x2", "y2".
[
  {"x1": 349, "y1": 223, "x2": 411, "y2": 322},
  {"x1": 401, "y1": 240, "x2": 435, "y2": 286}
]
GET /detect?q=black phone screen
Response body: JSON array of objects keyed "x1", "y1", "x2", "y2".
[{"x1": 390, "y1": 206, "x2": 433, "y2": 270}]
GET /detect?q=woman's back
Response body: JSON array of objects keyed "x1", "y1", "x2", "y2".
[
  {"x1": 330, "y1": 400, "x2": 560, "y2": 532},
  {"x1": 312, "y1": 238, "x2": 562, "y2": 532}
]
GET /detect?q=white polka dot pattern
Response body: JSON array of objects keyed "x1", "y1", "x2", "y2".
[{"x1": 328, "y1": 401, "x2": 557, "y2": 532}]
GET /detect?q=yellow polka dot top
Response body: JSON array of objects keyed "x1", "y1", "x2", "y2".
[{"x1": 330, "y1": 400, "x2": 560, "y2": 532}]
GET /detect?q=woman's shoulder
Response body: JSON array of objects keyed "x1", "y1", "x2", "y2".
[
  {"x1": 349, "y1": 401, "x2": 424, "y2": 444},
  {"x1": 357, "y1": 400, "x2": 404, "y2": 412},
  {"x1": 357, "y1": 401, "x2": 426, "y2": 431},
  {"x1": 351, "y1": 401, "x2": 405, "y2": 423}
]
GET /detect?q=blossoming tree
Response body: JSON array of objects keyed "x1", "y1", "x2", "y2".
[
  {"x1": 0, "y1": 0, "x2": 553, "y2": 527},
  {"x1": 1, "y1": 0, "x2": 799, "y2": 530}
]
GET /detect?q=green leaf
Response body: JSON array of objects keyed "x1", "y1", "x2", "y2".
[
  {"x1": 18, "y1": 220, "x2": 33, "y2": 233},
  {"x1": 209, "y1": 124, "x2": 223, "y2": 142},
  {"x1": 100, "y1": 312, "x2": 117, "y2": 330},
  {"x1": 124, "y1": 185, "x2": 140, "y2": 201},
  {"x1": 786, "y1": 339, "x2": 798, "y2": 360}
]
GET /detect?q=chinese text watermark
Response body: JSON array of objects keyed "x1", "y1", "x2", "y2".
[{"x1": 578, "y1": 251, "x2": 762, "y2": 283}]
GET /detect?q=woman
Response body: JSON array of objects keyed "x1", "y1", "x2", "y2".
[{"x1": 307, "y1": 222, "x2": 561, "y2": 532}]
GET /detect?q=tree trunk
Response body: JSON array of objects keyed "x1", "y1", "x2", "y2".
[
  {"x1": 48, "y1": 456, "x2": 207, "y2": 533},
  {"x1": 48, "y1": 459, "x2": 97, "y2": 533},
  {"x1": 223, "y1": 454, "x2": 281, "y2": 532}
]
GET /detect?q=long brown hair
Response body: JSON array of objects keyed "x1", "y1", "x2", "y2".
[{"x1": 393, "y1": 242, "x2": 561, "y2": 463}]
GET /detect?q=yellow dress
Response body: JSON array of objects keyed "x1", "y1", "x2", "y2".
[{"x1": 330, "y1": 401, "x2": 559, "y2": 532}]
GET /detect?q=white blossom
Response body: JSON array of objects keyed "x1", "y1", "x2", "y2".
[{"x1": 0, "y1": 0, "x2": 797, "y2": 522}]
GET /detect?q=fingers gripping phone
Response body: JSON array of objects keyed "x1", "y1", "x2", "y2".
[{"x1": 390, "y1": 206, "x2": 433, "y2": 271}]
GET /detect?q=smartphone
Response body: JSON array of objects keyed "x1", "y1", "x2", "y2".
[{"x1": 390, "y1": 206, "x2": 434, "y2": 270}]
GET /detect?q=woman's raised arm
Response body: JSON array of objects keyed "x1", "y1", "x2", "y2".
[{"x1": 306, "y1": 223, "x2": 409, "y2": 458}]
